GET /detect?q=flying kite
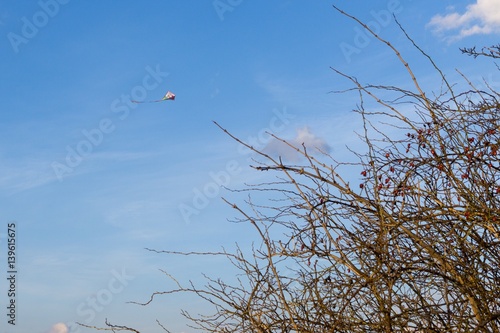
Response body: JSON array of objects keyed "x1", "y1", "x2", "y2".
[{"x1": 131, "y1": 90, "x2": 175, "y2": 104}]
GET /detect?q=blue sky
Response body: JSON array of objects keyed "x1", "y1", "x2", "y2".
[{"x1": 1, "y1": 1, "x2": 499, "y2": 332}]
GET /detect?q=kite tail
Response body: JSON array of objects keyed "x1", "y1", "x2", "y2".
[{"x1": 130, "y1": 99, "x2": 164, "y2": 104}]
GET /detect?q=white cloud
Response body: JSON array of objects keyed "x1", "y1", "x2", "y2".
[
  {"x1": 428, "y1": 0, "x2": 500, "y2": 41},
  {"x1": 264, "y1": 127, "x2": 331, "y2": 162},
  {"x1": 294, "y1": 127, "x2": 331, "y2": 152},
  {"x1": 46, "y1": 323, "x2": 68, "y2": 333}
]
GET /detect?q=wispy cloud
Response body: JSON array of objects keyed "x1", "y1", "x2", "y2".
[
  {"x1": 428, "y1": 0, "x2": 500, "y2": 42},
  {"x1": 264, "y1": 127, "x2": 331, "y2": 162},
  {"x1": 0, "y1": 150, "x2": 162, "y2": 195},
  {"x1": 0, "y1": 158, "x2": 57, "y2": 194}
]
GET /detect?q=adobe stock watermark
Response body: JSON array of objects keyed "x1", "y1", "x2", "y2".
[
  {"x1": 178, "y1": 107, "x2": 295, "y2": 224},
  {"x1": 339, "y1": 0, "x2": 406, "y2": 64},
  {"x1": 51, "y1": 64, "x2": 169, "y2": 182},
  {"x1": 7, "y1": 0, "x2": 71, "y2": 54},
  {"x1": 63, "y1": 268, "x2": 135, "y2": 333},
  {"x1": 213, "y1": 0, "x2": 243, "y2": 21}
]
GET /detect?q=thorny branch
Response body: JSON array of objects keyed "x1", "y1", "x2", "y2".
[{"x1": 89, "y1": 7, "x2": 500, "y2": 333}]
